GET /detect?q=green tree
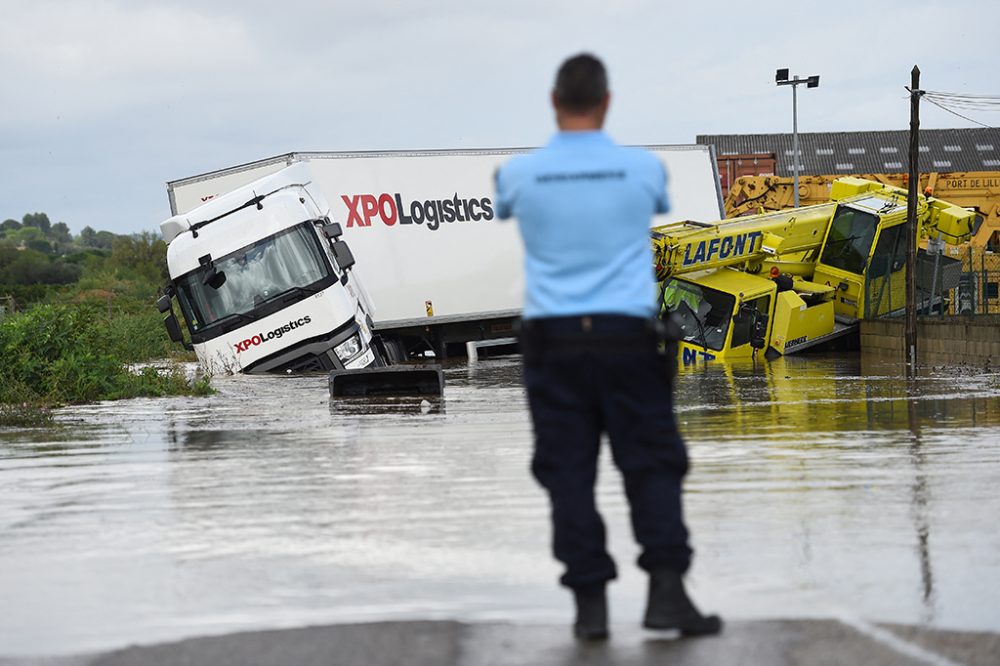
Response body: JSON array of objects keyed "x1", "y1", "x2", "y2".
[
  {"x1": 50, "y1": 222, "x2": 73, "y2": 244},
  {"x1": 7, "y1": 226, "x2": 47, "y2": 249},
  {"x1": 0, "y1": 244, "x2": 80, "y2": 285},
  {"x1": 7, "y1": 226, "x2": 55, "y2": 254},
  {"x1": 94, "y1": 230, "x2": 116, "y2": 250},
  {"x1": 22, "y1": 212, "x2": 51, "y2": 234},
  {"x1": 76, "y1": 226, "x2": 116, "y2": 251},
  {"x1": 1, "y1": 219, "x2": 21, "y2": 233},
  {"x1": 0, "y1": 240, "x2": 19, "y2": 268},
  {"x1": 110, "y1": 231, "x2": 168, "y2": 283},
  {"x1": 78, "y1": 225, "x2": 98, "y2": 248},
  {"x1": 25, "y1": 238, "x2": 54, "y2": 255}
]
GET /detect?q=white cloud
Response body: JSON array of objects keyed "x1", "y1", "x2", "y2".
[
  {"x1": 0, "y1": 1, "x2": 254, "y2": 125},
  {"x1": 2, "y1": 1, "x2": 253, "y2": 74}
]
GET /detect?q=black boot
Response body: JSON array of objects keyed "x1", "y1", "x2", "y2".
[
  {"x1": 643, "y1": 569, "x2": 722, "y2": 636},
  {"x1": 573, "y1": 585, "x2": 609, "y2": 641}
]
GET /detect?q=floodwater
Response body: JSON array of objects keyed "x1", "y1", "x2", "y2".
[{"x1": 1, "y1": 354, "x2": 999, "y2": 656}]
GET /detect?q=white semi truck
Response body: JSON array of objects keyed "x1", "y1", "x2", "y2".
[
  {"x1": 164, "y1": 146, "x2": 724, "y2": 361},
  {"x1": 157, "y1": 163, "x2": 385, "y2": 375}
]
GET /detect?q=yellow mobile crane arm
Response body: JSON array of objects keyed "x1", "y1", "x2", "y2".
[
  {"x1": 651, "y1": 204, "x2": 834, "y2": 281},
  {"x1": 652, "y1": 177, "x2": 974, "y2": 281},
  {"x1": 725, "y1": 172, "x2": 1000, "y2": 249}
]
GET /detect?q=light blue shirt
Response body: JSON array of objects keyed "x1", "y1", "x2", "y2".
[{"x1": 495, "y1": 131, "x2": 669, "y2": 319}]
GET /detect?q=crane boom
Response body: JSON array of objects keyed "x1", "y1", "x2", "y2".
[
  {"x1": 652, "y1": 177, "x2": 971, "y2": 281},
  {"x1": 651, "y1": 204, "x2": 835, "y2": 280}
]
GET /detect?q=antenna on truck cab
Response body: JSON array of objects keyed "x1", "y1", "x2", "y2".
[{"x1": 190, "y1": 193, "x2": 267, "y2": 238}]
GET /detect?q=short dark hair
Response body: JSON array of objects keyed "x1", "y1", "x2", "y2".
[{"x1": 553, "y1": 53, "x2": 608, "y2": 113}]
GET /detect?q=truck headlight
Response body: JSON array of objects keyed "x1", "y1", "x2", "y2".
[{"x1": 334, "y1": 334, "x2": 363, "y2": 361}]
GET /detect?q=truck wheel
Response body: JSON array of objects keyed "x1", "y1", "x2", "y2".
[{"x1": 379, "y1": 336, "x2": 408, "y2": 364}]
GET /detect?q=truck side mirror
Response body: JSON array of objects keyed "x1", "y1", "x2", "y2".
[
  {"x1": 332, "y1": 240, "x2": 355, "y2": 270},
  {"x1": 158, "y1": 293, "x2": 193, "y2": 350},
  {"x1": 750, "y1": 319, "x2": 767, "y2": 349},
  {"x1": 739, "y1": 302, "x2": 768, "y2": 349},
  {"x1": 164, "y1": 312, "x2": 184, "y2": 344},
  {"x1": 323, "y1": 222, "x2": 343, "y2": 239},
  {"x1": 751, "y1": 315, "x2": 768, "y2": 349}
]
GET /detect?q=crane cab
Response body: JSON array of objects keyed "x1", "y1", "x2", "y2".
[{"x1": 662, "y1": 268, "x2": 836, "y2": 365}]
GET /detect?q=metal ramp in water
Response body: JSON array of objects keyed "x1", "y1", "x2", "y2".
[
  {"x1": 784, "y1": 320, "x2": 859, "y2": 354},
  {"x1": 329, "y1": 364, "x2": 444, "y2": 397}
]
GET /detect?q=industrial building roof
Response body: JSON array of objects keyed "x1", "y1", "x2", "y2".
[{"x1": 697, "y1": 128, "x2": 1000, "y2": 175}]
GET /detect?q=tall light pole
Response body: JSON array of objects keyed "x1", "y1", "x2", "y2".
[{"x1": 775, "y1": 68, "x2": 820, "y2": 207}]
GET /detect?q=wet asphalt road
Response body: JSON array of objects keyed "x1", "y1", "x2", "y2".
[
  {"x1": 2, "y1": 620, "x2": 999, "y2": 666},
  {"x1": 1, "y1": 353, "x2": 998, "y2": 662}
]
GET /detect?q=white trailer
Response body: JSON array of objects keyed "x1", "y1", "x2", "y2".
[{"x1": 166, "y1": 146, "x2": 724, "y2": 358}]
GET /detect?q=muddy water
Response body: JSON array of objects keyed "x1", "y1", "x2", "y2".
[{"x1": 1, "y1": 354, "x2": 999, "y2": 655}]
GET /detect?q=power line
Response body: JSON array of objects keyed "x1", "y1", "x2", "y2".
[
  {"x1": 920, "y1": 87, "x2": 1000, "y2": 129},
  {"x1": 922, "y1": 95, "x2": 996, "y2": 129},
  {"x1": 923, "y1": 95, "x2": 1000, "y2": 111},
  {"x1": 923, "y1": 89, "x2": 1000, "y2": 102}
]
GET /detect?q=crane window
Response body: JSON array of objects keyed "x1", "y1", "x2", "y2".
[
  {"x1": 730, "y1": 295, "x2": 771, "y2": 349},
  {"x1": 867, "y1": 224, "x2": 906, "y2": 278},
  {"x1": 661, "y1": 279, "x2": 734, "y2": 352},
  {"x1": 819, "y1": 206, "x2": 880, "y2": 276}
]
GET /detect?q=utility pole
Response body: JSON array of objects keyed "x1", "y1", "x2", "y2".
[
  {"x1": 776, "y1": 68, "x2": 820, "y2": 207},
  {"x1": 905, "y1": 66, "x2": 923, "y2": 368}
]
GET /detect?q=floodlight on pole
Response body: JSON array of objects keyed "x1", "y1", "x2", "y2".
[{"x1": 775, "y1": 68, "x2": 820, "y2": 207}]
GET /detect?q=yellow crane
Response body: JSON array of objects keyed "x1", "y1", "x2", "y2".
[{"x1": 652, "y1": 177, "x2": 974, "y2": 364}]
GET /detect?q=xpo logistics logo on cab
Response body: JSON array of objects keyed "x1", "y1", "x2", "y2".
[
  {"x1": 342, "y1": 192, "x2": 495, "y2": 232},
  {"x1": 234, "y1": 316, "x2": 312, "y2": 353}
]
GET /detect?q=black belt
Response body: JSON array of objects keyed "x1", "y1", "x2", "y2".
[{"x1": 519, "y1": 315, "x2": 677, "y2": 354}]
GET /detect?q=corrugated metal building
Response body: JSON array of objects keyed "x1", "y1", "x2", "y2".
[{"x1": 697, "y1": 128, "x2": 1000, "y2": 176}]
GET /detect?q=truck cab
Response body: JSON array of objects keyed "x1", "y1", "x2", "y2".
[{"x1": 157, "y1": 163, "x2": 385, "y2": 375}]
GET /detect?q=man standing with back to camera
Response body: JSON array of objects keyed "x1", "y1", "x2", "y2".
[{"x1": 494, "y1": 53, "x2": 721, "y2": 641}]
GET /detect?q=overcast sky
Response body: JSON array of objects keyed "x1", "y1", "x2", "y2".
[{"x1": 2, "y1": 0, "x2": 997, "y2": 236}]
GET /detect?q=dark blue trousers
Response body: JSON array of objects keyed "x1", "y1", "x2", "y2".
[{"x1": 521, "y1": 315, "x2": 692, "y2": 590}]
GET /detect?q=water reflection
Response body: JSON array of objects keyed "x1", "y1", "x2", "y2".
[
  {"x1": 675, "y1": 353, "x2": 1000, "y2": 436},
  {"x1": 674, "y1": 353, "x2": 999, "y2": 636},
  {"x1": 330, "y1": 396, "x2": 445, "y2": 416},
  {"x1": 905, "y1": 379, "x2": 935, "y2": 624},
  {"x1": 0, "y1": 354, "x2": 998, "y2": 656}
]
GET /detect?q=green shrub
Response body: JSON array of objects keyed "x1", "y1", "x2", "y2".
[
  {"x1": 91, "y1": 309, "x2": 176, "y2": 363},
  {"x1": 0, "y1": 303, "x2": 212, "y2": 410}
]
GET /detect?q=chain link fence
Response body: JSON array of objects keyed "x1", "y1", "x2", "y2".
[
  {"x1": 949, "y1": 247, "x2": 1000, "y2": 315},
  {"x1": 865, "y1": 244, "x2": 1000, "y2": 318}
]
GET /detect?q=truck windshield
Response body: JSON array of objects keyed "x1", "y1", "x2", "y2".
[
  {"x1": 661, "y1": 278, "x2": 734, "y2": 351},
  {"x1": 819, "y1": 205, "x2": 880, "y2": 275},
  {"x1": 175, "y1": 222, "x2": 331, "y2": 332}
]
